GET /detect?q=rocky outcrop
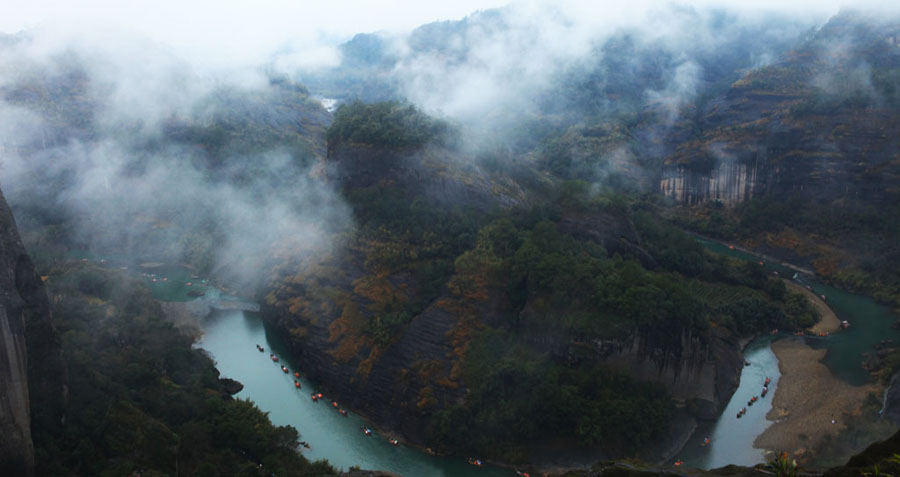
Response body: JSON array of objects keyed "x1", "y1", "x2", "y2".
[
  {"x1": 880, "y1": 372, "x2": 900, "y2": 426},
  {"x1": 0, "y1": 186, "x2": 62, "y2": 476}
]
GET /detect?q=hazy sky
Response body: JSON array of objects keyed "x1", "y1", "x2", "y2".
[
  {"x1": 1, "y1": 0, "x2": 865, "y2": 70},
  {"x1": 2, "y1": 1, "x2": 508, "y2": 69}
]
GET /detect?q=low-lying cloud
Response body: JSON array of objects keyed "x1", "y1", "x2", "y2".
[{"x1": 0, "y1": 34, "x2": 349, "y2": 288}]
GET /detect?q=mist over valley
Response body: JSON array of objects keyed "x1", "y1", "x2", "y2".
[{"x1": 2, "y1": 2, "x2": 900, "y2": 476}]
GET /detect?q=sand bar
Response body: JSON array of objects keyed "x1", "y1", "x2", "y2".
[{"x1": 754, "y1": 338, "x2": 877, "y2": 458}]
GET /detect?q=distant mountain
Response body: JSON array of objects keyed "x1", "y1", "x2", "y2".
[
  {"x1": 661, "y1": 9, "x2": 900, "y2": 207},
  {"x1": 657, "y1": 10, "x2": 900, "y2": 310}
]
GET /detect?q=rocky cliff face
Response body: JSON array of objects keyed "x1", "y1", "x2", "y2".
[
  {"x1": 598, "y1": 329, "x2": 743, "y2": 420},
  {"x1": 0, "y1": 186, "x2": 58, "y2": 476},
  {"x1": 660, "y1": 160, "x2": 763, "y2": 207}
]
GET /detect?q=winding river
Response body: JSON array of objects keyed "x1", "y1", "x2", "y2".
[
  {"x1": 197, "y1": 310, "x2": 516, "y2": 476},
  {"x1": 132, "y1": 236, "x2": 898, "y2": 474},
  {"x1": 679, "y1": 337, "x2": 780, "y2": 468},
  {"x1": 679, "y1": 239, "x2": 900, "y2": 469}
]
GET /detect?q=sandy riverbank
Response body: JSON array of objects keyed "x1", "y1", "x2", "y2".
[
  {"x1": 754, "y1": 338, "x2": 878, "y2": 458},
  {"x1": 782, "y1": 279, "x2": 841, "y2": 334}
]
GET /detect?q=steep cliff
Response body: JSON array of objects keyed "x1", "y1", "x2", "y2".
[
  {"x1": 598, "y1": 330, "x2": 743, "y2": 420},
  {"x1": 0, "y1": 186, "x2": 62, "y2": 476}
]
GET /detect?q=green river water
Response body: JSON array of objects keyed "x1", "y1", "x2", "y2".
[
  {"x1": 121, "y1": 235, "x2": 897, "y2": 474},
  {"x1": 197, "y1": 311, "x2": 516, "y2": 476}
]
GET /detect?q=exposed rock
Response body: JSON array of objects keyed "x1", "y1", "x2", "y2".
[
  {"x1": 219, "y1": 377, "x2": 244, "y2": 395},
  {"x1": 660, "y1": 161, "x2": 762, "y2": 207},
  {"x1": 595, "y1": 327, "x2": 743, "y2": 421},
  {"x1": 0, "y1": 186, "x2": 63, "y2": 476},
  {"x1": 880, "y1": 372, "x2": 900, "y2": 426}
]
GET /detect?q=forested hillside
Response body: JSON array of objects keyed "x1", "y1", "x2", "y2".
[{"x1": 261, "y1": 101, "x2": 819, "y2": 463}]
